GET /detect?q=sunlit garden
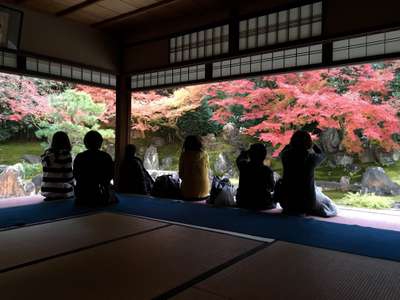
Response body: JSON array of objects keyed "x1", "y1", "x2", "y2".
[{"x1": 1, "y1": 60, "x2": 400, "y2": 210}]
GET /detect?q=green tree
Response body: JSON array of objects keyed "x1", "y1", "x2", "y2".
[
  {"x1": 35, "y1": 90, "x2": 114, "y2": 155},
  {"x1": 177, "y1": 97, "x2": 222, "y2": 137}
]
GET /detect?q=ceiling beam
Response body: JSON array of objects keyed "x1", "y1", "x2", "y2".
[
  {"x1": 92, "y1": 0, "x2": 178, "y2": 28},
  {"x1": 56, "y1": 0, "x2": 102, "y2": 17}
]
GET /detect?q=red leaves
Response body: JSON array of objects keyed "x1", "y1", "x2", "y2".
[
  {"x1": 206, "y1": 62, "x2": 400, "y2": 156},
  {"x1": 0, "y1": 74, "x2": 50, "y2": 122}
]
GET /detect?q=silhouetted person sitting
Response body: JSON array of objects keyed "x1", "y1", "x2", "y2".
[
  {"x1": 73, "y1": 131, "x2": 114, "y2": 206},
  {"x1": 119, "y1": 144, "x2": 153, "y2": 194},
  {"x1": 236, "y1": 143, "x2": 275, "y2": 210},
  {"x1": 279, "y1": 130, "x2": 325, "y2": 215},
  {"x1": 179, "y1": 135, "x2": 210, "y2": 201},
  {"x1": 41, "y1": 131, "x2": 74, "y2": 201}
]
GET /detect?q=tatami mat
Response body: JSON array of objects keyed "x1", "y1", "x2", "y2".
[
  {"x1": 0, "y1": 212, "x2": 165, "y2": 272},
  {"x1": 193, "y1": 241, "x2": 400, "y2": 300},
  {"x1": 0, "y1": 225, "x2": 261, "y2": 300}
]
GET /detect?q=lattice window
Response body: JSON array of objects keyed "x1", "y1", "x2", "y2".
[
  {"x1": 0, "y1": 51, "x2": 17, "y2": 68},
  {"x1": 333, "y1": 29, "x2": 400, "y2": 61},
  {"x1": 239, "y1": 2, "x2": 322, "y2": 51},
  {"x1": 212, "y1": 44, "x2": 322, "y2": 78},
  {"x1": 170, "y1": 25, "x2": 229, "y2": 63},
  {"x1": 131, "y1": 64, "x2": 206, "y2": 89},
  {"x1": 26, "y1": 57, "x2": 116, "y2": 87}
]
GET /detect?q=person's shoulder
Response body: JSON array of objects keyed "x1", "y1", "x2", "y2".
[
  {"x1": 76, "y1": 150, "x2": 89, "y2": 157},
  {"x1": 98, "y1": 150, "x2": 112, "y2": 160}
]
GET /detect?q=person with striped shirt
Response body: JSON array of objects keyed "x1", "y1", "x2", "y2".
[{"x1": 41, "y1": 131, "x2": 74, "y2": 201}]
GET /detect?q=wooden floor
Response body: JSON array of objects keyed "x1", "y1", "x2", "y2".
[{"x1": 0, "y1": 212, "x2": 399, "y2": 300}]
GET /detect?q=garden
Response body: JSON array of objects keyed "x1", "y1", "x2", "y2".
[{"x1": 1, "y1": 60, "x2": 400, "y2": 210}]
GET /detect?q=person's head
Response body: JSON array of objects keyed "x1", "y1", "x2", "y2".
[
  {"x1": 84, "y1": 130, "x2": 103, "y2": 150},
  {"x1": 248, "y1": 143, "x2": 267, "y2": 163},
  {"x1": 183, "y1": 135, "x2": 203, "y2": 152},
  {"x1": 125, "y1": 144, "x2": 137, "y2": 157},
  {"x1": 51, "y1": 131, "x2": 71, "y2": 152},
  {"x1": 290, "y1": 130, "x2": 313, "y2": 151}
]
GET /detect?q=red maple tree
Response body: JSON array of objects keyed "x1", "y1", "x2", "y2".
[
  {"x1": 0, "y1": 74, "x2": 50, "y2": 125},
  {"x1": 206, "y1": 62, "x2": 400, "y2": 156}
]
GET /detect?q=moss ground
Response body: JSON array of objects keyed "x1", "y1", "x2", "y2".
[{"x1": 0, "y1": 141, "x2": 43, "y2": 165}]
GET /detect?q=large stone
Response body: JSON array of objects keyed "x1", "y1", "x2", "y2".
[
  {"x1": 222, "y1": 123, "x2": 239, "y2": 143},
  {"x1": 339, "y1": 176, "x2": 351, "y2": 191},
  {"x1": 320, "y1": 128, "x2": 341, "y2": 153},
  {"x1": 361, "y1": 167, "x2": 400, "y2": 196},
  {"x1": 213, "y1": 153, "x2": 235, "y2": 177},
  {"x1": 148, "y1": 170, "x2": 178, "y2": 181},
  {"x1": 160, "y1": 157, "x2": 173, "y2": 170},
  {"x1": 333, "y1": 153, "x2": 354, "y2": 167},
  {"x1": 143, "y1": 145, "x2": 159, "y2": 170},
  {"x1": 273, "y1": 172, "x2": 281, "y2": 183},
  {"x1": 374, "y1": 150, "x2": 398, "y2": 166},
  {"x1": 12, "y1": 163, "x2": 24, "y2": 178},
  {"x1": 22, "y1": 154, "x2": 41, "y2": 164},
  {"x1": 24, "y1": 181, "x2": 36, "y2": 196},
  {"x1": 31, "y1": 174, "x2": 43, "y2": 194},
  {"x1": 0, "y1": 165, "x2": 28, "y2": 198},
  {"x1": 202, "y1": 133, "x2": 217, "y2": 147}
]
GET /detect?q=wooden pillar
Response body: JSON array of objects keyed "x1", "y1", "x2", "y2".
[{"x1": 114, "y1": 74, "x2": 131, "y2": 191}]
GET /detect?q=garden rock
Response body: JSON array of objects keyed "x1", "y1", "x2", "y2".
[
  {"x1": 24, "y1": 181, "x2": 36, "y2": 196},
  {"x1": 340, "y1": 176, "x2": 351, "y2": 191},
  {"x1": 148, "y1": 170, "x2": 178, "y2": 181},
  {"x1": 22, "y1": 154, "x2": 41, "y2": 164},
  {"x1": 361, "y1": 167, "x2": 400, "y2": 196},
  {"x1": 160, "y1": 157, "x2": 173, "y2": 170},
  {"x1": 143, "y1": 145, "x2": 159, "y2": 170},
  {"x1": 222, "y1": 123, "x2": 239, "y2": 143},
  {"x1": 374, "y1": 150, "x2": 399, "y2": 166},
  {"x1": 0, "y1": 165, "x2": 28, "y2": 198},
  {"x1": 334, "y1": 153, "x2": 354, "y2": 167},
  {"x1": 32, "y1": 174, "x2": 42, "y2": 194},
  {"x1": 273, "y1": 172, "x2": 281, "y2": 182},
  {"x1": 320, "y1": 128, "x2": 341, "y2": 153},
  {"x1": 202, "y1": 133, "x2": 217, "y2": 147},
  {"x1": 214, "y1": 153, "x2": 234, "y2": 177}
]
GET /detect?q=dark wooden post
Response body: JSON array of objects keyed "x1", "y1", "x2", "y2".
[{"x1": 114, "y1": 74, "x2": 131, "y2": 191}]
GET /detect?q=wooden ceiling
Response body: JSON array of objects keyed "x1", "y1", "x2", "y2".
[
  {"x1": 12, "y1": 0, "x2": 296, "y2": 43},
  {"x1": 14, "y1": 0, "x2": 186, "y2": 27}
]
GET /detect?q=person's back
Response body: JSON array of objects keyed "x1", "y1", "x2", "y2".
[
  {"x1": 73, "y1": 131, "x2": 113, "y2": 205},
  {"x1": 179, "y1": 136, "x2": 210, "y2": 200},
  {"x1": 119, "y1": 144, "x2": 153, "y2": 194},
  {"x1": 280, "y1": 130, "x2": 325, "y2": 214},
  {"x1": 236, "y1": 144, "x2": 275, "y2": 210},
  {"x1": 41, "y1": 131, "x2": 74, "y2": 201}
]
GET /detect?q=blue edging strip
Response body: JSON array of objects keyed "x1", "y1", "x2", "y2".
[{"x1": 111, "y1": 194, "x2": 400, "y2": 262}]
